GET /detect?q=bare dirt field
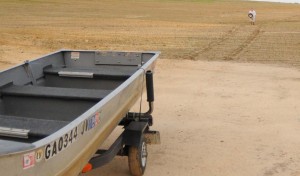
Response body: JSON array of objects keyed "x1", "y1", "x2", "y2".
[{"x1": 0, "y1": 0, "x2": 300, "y2": 176}]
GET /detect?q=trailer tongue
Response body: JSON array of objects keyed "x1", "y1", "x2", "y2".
[{"x1": 0, "y1": 50, "x2": 160, "y2": 176}]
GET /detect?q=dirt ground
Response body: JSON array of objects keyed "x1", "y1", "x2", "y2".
[
  {"x1": 2, "y1": 59, "x2": 300, "y2": 176},
  {"x1": 82, "y1": 59, "x2": 300, "y2": 176},
  {"x1": 1, "y1": 0, "x2": 300, "y2": 176}
]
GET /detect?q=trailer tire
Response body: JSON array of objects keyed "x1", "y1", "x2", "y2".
[{"x1": 128, "y1": 138, "x2": 147, "y2": 176}]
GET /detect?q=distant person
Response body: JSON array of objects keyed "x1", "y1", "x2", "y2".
[{"x1": 248, "y1": 8, "x2": 256, "y2": 25}]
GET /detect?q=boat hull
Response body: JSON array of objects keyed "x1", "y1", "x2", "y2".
[{"x1": 0, "y1": 50, "x2": 159, "y2": 175}]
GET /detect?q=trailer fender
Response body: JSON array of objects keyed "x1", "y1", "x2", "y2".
[{"x1": 123, "y1": 121, "x2": 148, "y2": 147}]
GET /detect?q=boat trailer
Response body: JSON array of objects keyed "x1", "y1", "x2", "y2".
[{"x1": 82, "y1": 71, "x2": 160, "y2": 175}]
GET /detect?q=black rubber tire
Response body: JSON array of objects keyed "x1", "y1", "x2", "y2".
[{"x1": 128, "y1": 138, "x2": 147, "y2": 176}]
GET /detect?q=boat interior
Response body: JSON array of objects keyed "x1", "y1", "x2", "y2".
[{"x1": 0, "y1": 51, "x2": 154, "y2": 146}]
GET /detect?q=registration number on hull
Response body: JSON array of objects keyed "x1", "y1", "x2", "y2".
[
  {"x1": 44, "y1": 112, "x2": 101, "y2": 160},
  {"x1": 45, "y1": 126, "x2": 78, "y2": 160}
]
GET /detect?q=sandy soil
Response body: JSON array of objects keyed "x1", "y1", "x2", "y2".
[
  {"x1": 83, "y1": 59, "x2": 300, "y2": 176},
  {"x1": 1, "y1": 0, "x2": 300, "y2": 176}
]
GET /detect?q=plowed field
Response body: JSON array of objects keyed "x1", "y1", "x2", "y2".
[{"x1": 1, "y1": 1, "x2": 300, "y2": 176}]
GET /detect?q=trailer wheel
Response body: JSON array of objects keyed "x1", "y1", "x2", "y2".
[{"x1": 128, "y1": 138, "x2": 147, "y2": 176}]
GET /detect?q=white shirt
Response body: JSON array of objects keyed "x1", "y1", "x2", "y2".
[{"x1": 249, "y1": 10, "x2": 256, "y2": 17}]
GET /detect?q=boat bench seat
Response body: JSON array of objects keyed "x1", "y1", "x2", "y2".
[
  {"x1": 44, "y1": 67, "x2": 134, "y2": 79},
  {"x1": 1, "y1": 85, "x2": 111, "y2": 101},
  {"x1": 0, "y1": 115, "x2": 68, "y2": 138}
]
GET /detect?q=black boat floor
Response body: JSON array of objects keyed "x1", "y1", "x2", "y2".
[{"x1": 0, "y1": 115, "x2": 68, "y2": 138}]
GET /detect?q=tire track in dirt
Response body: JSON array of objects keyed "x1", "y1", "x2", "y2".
[
  {"x1": 183, "y1": 26, "x2": 239, "y2": 60},
  {"x1": 201, "y1": 26, "x2": 239, "y2": 54},
  {"x1": 263, "y1": 158, "x2": 295, "y2": 176},
  {"x1": 224, "y1": 26, "x2": 261, "y2": 61}
]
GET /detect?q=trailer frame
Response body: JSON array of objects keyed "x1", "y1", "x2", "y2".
[{"x1": 83, "y1": 71, "x2": 160, "y2": 175}]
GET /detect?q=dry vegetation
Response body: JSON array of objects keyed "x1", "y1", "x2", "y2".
[{"x1": 0, "y1": 0, "x2": 299, "y2": 70}]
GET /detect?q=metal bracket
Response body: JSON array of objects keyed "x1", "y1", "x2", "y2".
[
  {"x1": 123, "y1": 121, "x2": 148, "y2": 147},
  {"x1": 88, "y1": 121, "x2": 149, "y2": 170},
  {"x1": 95, "y1": 51, "x2": 142, "y2": 66},
  {"x1": 23, "y1": 60, "x2": 37, "y2": 85},
  {"x1": 89, "y1": 134, "x2": 124, "y2": 168},
  {"x1": 144, "y1": 131, "x2": 161, "y2": 145},
  {"x1": 0, "y1": 126, "x2": 29, "y2": 139},
  {"x1": 58, "y1": 71, "x2": 93, "y2": 78}
]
